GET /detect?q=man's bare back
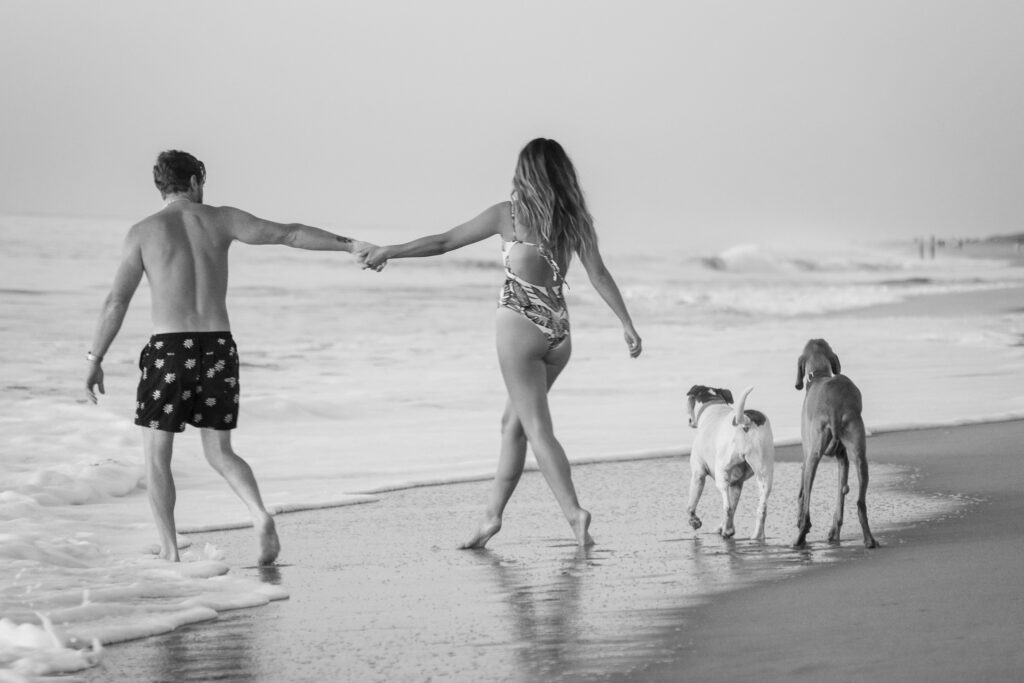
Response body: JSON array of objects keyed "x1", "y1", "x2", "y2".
[
  {"x1": 129, "y1": 201, "x2": 361, "y2": 333},
  {"x1": 134, "y1": 202, "x2": 234, "y2": 332}
]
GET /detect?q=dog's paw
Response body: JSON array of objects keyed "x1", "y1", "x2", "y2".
[{"x1": 688, "y1": 516, "x2": 703, "y2": 530}]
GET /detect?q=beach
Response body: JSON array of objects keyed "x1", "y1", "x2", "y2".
[
  {"x1": 641, "y1": 419, "x2": 1024, "y2": 683},
  {"x1": 4, "y1": 0, "x2": 1024, "y2": 678},
  {"x1": 2, "y1": 215, "x2": 1023, "y2": 679},
  {"x1": 80, "y1": 420, "x2": 1024, "y2": 682}
]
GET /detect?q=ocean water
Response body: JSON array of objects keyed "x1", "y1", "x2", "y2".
[{"x1": 2, "y1": 214, "x2": 1023, "y2": 677}]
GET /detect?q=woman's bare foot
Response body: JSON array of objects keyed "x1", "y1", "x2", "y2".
[
  {"x1": 256, "y1": 515, "x2": 280, "y2": 565},
  {"x1": 571, "y1": 509, "x2": 595, "y2": 547},
  {"x1": 458, "y1": 515, "x2": 502, "y2": 550}
]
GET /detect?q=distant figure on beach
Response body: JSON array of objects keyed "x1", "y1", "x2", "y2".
[
  {"x1": 84, "y1": 150, "x2": 374, "y2": 565},
  {"x1": 358, "y1": 138, "x2": 642, "y2": 548}
]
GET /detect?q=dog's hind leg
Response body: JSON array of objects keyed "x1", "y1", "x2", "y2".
[
  {"x1": 687, "y1": 470, "x2": 707, "y2": 530},
  {"x1": 845, "y1": 422, "x2": 878, "y2": 548},
  {"x1": 752, "y1": 469, "x2": 772, "y2": 542},
  {"x1": 828, "y1": 451, "x2": 849, "y2": 542},
  {"x1": 794, "y1": 440, "x2": 823, "y2": 547},
  {"x1": 717, "y1": 479, "x2": 742, "y2": 538}
]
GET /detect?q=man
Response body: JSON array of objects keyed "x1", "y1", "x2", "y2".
[{"x1": 85, "y1": 150, "x2": 373, "y2": 565}]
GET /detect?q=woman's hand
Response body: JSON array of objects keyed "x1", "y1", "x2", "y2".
[
  {"x1": 624, "y1": 324, "x2": 642, "y2": 358},
  {"x1": 357, "y1": 244, "x2": 389, "y2": 271}
]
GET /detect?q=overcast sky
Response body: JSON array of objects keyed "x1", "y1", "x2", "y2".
[{"x1": 1, "y1": 1, "x2": 1021, "y2": 251}]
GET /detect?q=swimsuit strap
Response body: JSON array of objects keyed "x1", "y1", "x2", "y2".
[
  {"x1": 508, "y1": 199, "x2": 563, "y2": 283},
  {"x1": 509, "y1": 199, "x2": 540, "y2": 246}
]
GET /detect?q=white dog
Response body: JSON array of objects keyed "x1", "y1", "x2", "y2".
[{"x1": 685, "y1": 385, "x2": 775, "y2": 541}]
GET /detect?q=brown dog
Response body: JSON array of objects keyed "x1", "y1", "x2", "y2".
[{"x1": 794, "y1": 339, "x2": 877, "y2": 548}]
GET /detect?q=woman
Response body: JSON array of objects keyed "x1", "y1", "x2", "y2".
[{"x1": 360, "y1": 138, "x2": 641, "y2": 548}]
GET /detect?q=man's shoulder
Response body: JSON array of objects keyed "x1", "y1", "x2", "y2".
[
  {"x1": 207, "y1": 205, "x2": 259, "y2": 240},
  {"x1": 208, "y1": 204, "x2": 247, "y2": 220},
  {"x1": 138, "y1": 204, "x2": 243, "y2": 227},
  {"x1": 132, "y1": 204, "x2": 266, "y2": 245},
  {"x1": 128, "y1": 213, "x2": 163, "y2": 238}
]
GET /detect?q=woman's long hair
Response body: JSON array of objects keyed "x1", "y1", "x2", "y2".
[{"x1": 512, "y1": 138, "x2": 597, "y2": 265}]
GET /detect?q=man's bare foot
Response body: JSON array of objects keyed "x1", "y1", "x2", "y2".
[
  {"x1": 571, "y1": 509, "x2": 595, "y2": 547},
  {"x1": 148, "y1": 538, "x2": 181, "y2": 562},
  {"x1": 256, "y1": 516, "x2": 280, "y2": 566},
  {"x1": 458, "y1": 516, "x2": 502, "y2": 550},
  {"x1": 158, "y1": 547, "x2": 180, "y2": 562}
]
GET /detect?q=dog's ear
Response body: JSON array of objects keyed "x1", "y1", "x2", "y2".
[
  {"x1": 718, "y1": 389, "x2": 734, "y2": 404},
  {"x1": 686, "y1": 394, "x2": 698, "y2": 428},
  {"x1": 686, "y1": 385, "x2": 702, "y2": 398},
  {"x1": 828, "y1": 350, "x2": 842, "y2": 375},
  {"x1": 795, "y1": 354, "x2": 806, "y2": 390}
]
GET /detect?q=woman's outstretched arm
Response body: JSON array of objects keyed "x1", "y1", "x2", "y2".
[
  {"x1": 360, "y1": 203, "x2": 506, "y2": 268},
  {"x1": 579, "y1": 244, "x2": 643, "y2": 358}
]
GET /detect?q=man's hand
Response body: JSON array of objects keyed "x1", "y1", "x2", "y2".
[
  {"x1": 86, "y1": 362, "x2": 105, "y2": 404},
  {"x1": 352, "y1": 243, "x2": 388, "y2": 272},
  {"x1": 351, "y1": 241, "x2": 385, "y2": 271},
  {"x1": 361, "y1": 245, "x2": 390, "y2": 271},
  {"x1": 351, "y1": 240, "x2": 374, "y2": 259}
]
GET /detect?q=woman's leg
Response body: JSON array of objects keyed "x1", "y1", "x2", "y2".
[
  {"x1": 493, "y1": 308, "x2": 593, "y2": 546},
  {"x1": 459, "y1": 354, "x2": 570, "y2": 549}
]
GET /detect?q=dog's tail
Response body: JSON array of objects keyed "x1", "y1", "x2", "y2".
[
  {"x1": 732, "y1": 386, "x2": 755, "y2": 428},
  {"x1": 822, "y1": 415, "x2": 842, "y2": 456}
]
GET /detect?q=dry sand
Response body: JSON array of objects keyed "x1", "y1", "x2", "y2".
[{"x1": 635, "y1": 419, "x2": 1024, "y2": 682}]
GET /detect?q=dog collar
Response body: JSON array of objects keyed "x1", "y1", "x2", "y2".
[{"x1": 806, "y1": 370, "x2": 833, "y2": 384}]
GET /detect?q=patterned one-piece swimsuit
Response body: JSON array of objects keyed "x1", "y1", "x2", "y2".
[{"x1": 498, "y1": 204, "x2": 570, "y2": 349}]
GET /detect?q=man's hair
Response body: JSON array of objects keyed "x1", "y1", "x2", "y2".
[{"x1": 153, "y1": 150, "x2": 206, "y2": 196}]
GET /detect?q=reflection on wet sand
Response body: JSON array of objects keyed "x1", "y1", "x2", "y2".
[
  {"x1": 121, "y1": 562, "x2": 286, "y2": 682},
  {"x1": 84, "y1": 458, "x2": 954, "y2": 682},
  {"x1": 149, "y1": 616, "x2": 257, "y2": 683},
  {"x1": 256, "y1": 565, "x2": 283, "y2": 585},
  {"x1": 471, "y1": 548, "x2": 596, "y2": 680}
]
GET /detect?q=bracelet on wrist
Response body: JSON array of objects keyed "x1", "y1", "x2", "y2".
[{"x1": 86, "y1": 351, "x2": 103, "y2": 363}]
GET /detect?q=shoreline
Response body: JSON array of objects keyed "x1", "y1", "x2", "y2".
[
  {"x1": 835, "y1": 282, "x2": 1024, "y2": 319},
  {"x1": 82, "y1": 419, "x2": 1024, "y2": 682},
  {"x1": 173, "y1": 414, "x2": 1024, "y2": 536}
]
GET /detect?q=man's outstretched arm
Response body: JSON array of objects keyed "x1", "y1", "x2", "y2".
[
  {"x1": 85, "y1": 227, "x2": 145, "y2": 403},
  {"x1": 223, "y1": 207, "x2": 368, "y2": 252}
]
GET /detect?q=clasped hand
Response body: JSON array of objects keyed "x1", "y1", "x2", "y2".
[{"x1": 352, "y1": 242, "x2": 388, "y2": 272}]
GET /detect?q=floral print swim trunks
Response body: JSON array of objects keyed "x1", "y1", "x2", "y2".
[{"x1": 134, "y1": 332, "x2": 240, "y2": 432}]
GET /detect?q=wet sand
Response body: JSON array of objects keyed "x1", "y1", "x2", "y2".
[
  {"x1": 839, "y1": 284, "x2": 1024, "y2": 319},
  {"x1": 81, "y1": 420, "x2": 1022, "y2": 682},
  {"x1": 636, "y1": 419, "x2": 1024, "y2": 682}
]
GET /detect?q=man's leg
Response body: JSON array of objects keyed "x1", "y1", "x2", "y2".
[
  {"x1": 142, "y1": 427, "x2": 179, "y2": 561},
  {"x1": 199, "y1": 428, "x2": 280, "y2": 565}
]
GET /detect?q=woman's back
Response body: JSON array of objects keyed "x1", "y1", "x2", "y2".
[{"x1": 502, "y1": 202, "x2": 568, "y2": 288}]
